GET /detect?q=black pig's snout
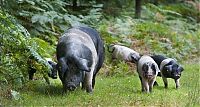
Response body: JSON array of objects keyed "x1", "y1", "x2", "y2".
[{"x1": 67, "y1": 83, "x2": 76, "y2": 91}]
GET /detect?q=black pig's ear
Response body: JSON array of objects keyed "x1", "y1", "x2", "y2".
[
  {"x1": 142, "y1": 63, "x2": 149, "y2": 72},
  {"x1": 57, "y1": 57, "x2": 68, "y2": 79},
  {"x1": 74, "y1": 56, "x2": 91, "y2": 72},
  {"x1": 179, "y1": 66, "x2": 184, "y2": 72}
]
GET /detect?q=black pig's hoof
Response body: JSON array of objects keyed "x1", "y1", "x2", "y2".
[{"x1": 86, "y1": 85, "x2": 93, "y2": 93}]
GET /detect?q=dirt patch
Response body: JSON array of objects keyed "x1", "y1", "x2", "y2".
[{"x1": 131, "y1": 39, "x2": 152, "y2": 55}]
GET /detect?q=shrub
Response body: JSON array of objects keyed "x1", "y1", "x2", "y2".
[{"x1": 0, "y1": 11, "x2": 52, "y2": 90}]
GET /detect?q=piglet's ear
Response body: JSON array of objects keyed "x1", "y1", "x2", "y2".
[
  {"x1": 151, "y1": 63, "x2": 157, "y2": 74},
  {"x1": 179, "y1": 66, "x2": 184, "y2": 72},
  {"x1": 131, "y1": 54, "x2": 139, "y2": 63},
  {"x1": 142, "y1": 63, "x2": 148, "y2": 72},
  {"x1": 74, "y1": 56, "x2": 91, "y2": 72}
]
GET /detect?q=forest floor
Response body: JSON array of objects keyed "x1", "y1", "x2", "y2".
[{"x1": 1, "y1": 60, "x2": 199, "y2": 107}]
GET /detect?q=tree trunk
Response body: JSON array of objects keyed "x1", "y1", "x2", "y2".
[
  {"x1": 151, "y1": 0, "x2": 158, "y2": 5},
  {"x1": 72, "y1": 0, "x2": 77, "y2": 10},
  {"x1": 135, "y1": 0, "x2": 142, "y2": 18}
]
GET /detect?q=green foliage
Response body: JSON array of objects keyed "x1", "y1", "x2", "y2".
[
  {"x1": 0, "y1": 11, "x2": 30, "y2": 87},
  {"x1": 1, "y1": 0, "x2": 103, "y2": 39},
  {"x1": 99, "y1": 3, "x2": 199, "y2": 61},
  {"x1": 143, "y1": 3, "x2": 183, "y2": 20},
  {"x1": 29, "y1": 38, "x2": 55, "y2": 58},
  {"x1": 161, "y1": 2, "x2": 200, "y2": 22},
  {"x1": 0, "y1": 11, "x2": 53, "y2": 90},
  {"x1": 103, "y1": 60, "x2": 132, "y2": 77},
  {"x1": 98, "y1": 22, "x2": 121, "y2": 45}
]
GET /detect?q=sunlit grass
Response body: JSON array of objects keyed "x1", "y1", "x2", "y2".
[{"x1": 1, "y1": 64, "x2": 199, "y2": 106}]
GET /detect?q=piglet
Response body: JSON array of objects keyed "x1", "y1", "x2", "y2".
[
  {"x1": 151, "y1": 55, "x2": 184, "y2": 89},
  {"x1": 108, "y1": 44, "x2": 140, "y2": 63},
  {"x1": 137, "y1": 55, "x2": 160, "y2": 93}
]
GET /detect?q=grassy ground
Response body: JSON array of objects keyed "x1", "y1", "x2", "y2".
[{"x1": 1, "y1": 63, "x2": 199, "y2": 107}]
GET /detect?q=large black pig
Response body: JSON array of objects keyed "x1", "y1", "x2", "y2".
[{"x1": 56, "y1": 26, "x2": 104, "y2": 93}]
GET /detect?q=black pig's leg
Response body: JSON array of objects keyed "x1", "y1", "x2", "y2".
[
  {"x1": 85, "y1": 71, "x2": 93, "y2": 93},
  {"x1": 62, "y1": 82, "x2": 67, "y2": 94},
  {"x1": 82, "y1": 72, "x2": 86, "y2": 90},
  {"x1": 92, "y1": 76, "x2": 96, "y2": 89}
]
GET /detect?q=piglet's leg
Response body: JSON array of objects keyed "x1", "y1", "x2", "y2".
[
  {"x1": 175, "y1": 79, "x2": 180, "y2": 89},
  {"x1": 149, "y1": 78, "x2": 156, "y2": 92},
  {"x1": 142, "y1": 80, "x2": 149, "y2": 93},
  {"x1": 161, "y1": 72, "x2": 168, "y2": 88},
  {"x1": 139, "y1": 76, "x2": 144, "y2": 92},
  {"x1": 153, "y1": 81, "x2": 159, "y2": 86},
  {"x1": 162, "y1": 77, "x2": 168, "y2": 88}
]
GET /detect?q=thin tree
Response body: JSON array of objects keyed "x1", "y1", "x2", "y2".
[
  {"x1": 135, "y1": 0, "x2": 142, "y2": 18},
  {"x1": 72, "y1": 0, "x2": 77, "y2": 10}
]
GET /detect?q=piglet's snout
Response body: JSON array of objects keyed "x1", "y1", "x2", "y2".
[
  {"x1": 144, "y1": 71, "x2": 154, "y2": 79},
  {"x1": 174, "y1": 75, "x2": 180, "y2": 79},
  {"x1": 145, "y1": 74, "x2": 154, "y2": 79}
]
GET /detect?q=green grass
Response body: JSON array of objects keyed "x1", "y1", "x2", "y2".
[{"x1": 1, "y1": 63, "x2": 199, "y2": 107}]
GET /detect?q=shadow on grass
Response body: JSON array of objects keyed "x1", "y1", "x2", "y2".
[
  {"x1": 23, "y1": 79, "x2": 88, "y2": 97},
  {"x1": 153, "y1": 85, "x2": 166, "y2": 90},
  {"x1": 22, "y1": 79, "x2": 64, "y2": 96}
]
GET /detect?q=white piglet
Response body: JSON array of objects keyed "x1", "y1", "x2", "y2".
[
  {"x1": 137, "y1": 55, "x2": 160, "y2": 93},
  {"x1": 109, "y1": 44, "x2": 140, "y2": 63}
]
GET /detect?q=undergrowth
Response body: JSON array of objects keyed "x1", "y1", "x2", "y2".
[{"x1": 1, "y1": 64, "x2": 199, "y2": 106}]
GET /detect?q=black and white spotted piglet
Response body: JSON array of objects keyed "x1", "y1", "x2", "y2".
[
  {"x1": 151, "y1": 55, "x2": 184, "y2": 89},
  {"x1": 45, "y1": 58, "x2": 57, "y2": 79},
  {"x1": 137, "y1": 55, "x2": 160, "y2": 93},
  {"x1": 108, "y1": 44, "x2": 141, "y2": 63},
  {"x1": 28, "y1": 57, "x2": 57, "y2": 80}
]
